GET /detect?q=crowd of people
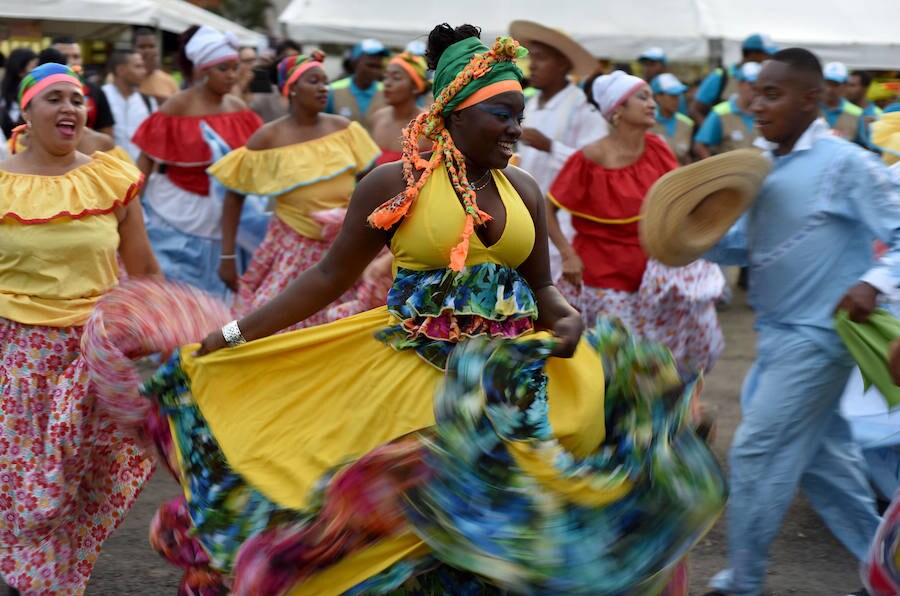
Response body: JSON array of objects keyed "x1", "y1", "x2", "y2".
[{"x1": 0, "y1": 16, "x2": 899, "y2": 596}]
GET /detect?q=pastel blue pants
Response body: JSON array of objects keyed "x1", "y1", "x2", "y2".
[{"x1": 710, "y1": 328, "x2": 881, "y2": 595}]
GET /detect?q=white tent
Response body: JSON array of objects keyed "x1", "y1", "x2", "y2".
[
  {"x1": 278, "y1": 0, "x2": 711, "y2": 62},
  {"x1": 279, "y1": 0, "x2": 900, "y2": 68},
  {"x1": 0, "y1": 0, "x2": 266, "y2": 47},
  {"x1": 708, "y1": 0, "x2": 900, "y2": 70}
]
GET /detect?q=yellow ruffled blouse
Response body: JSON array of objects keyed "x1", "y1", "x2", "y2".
[
  {"x1": 208, "y1": 121, "x2": 380, "y2": 240},
  {"x1": 0, "y1": 152, "x2": 143, "y2": 327}
]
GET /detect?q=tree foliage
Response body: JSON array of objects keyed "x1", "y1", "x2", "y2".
[{"x1": 219, "y1": 0, "x2": 273, "y2": 33}]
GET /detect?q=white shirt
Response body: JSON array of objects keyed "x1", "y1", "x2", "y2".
[
  {"x1": 102, "y1": 82, "x2": 156, "y2": 162},
  {"x1": 517, "y1": 82, "x2": 608, "y2": 280}
]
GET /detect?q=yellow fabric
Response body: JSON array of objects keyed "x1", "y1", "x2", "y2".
[
  {"x1": 286, "y1": 532, "x2": 429, "y2": 596},
  {"x1": 181, "y1": 159, "x2": 606, "y2": 587},
  {"x1": 0, "y1": 152, "x2": 141, "y2": 327},
  {"x1": 872, "y1": 112, "x2": 900, "y2": 166},
  {"x1": 390, "y1": 163, "x2": 536, "y2": 271},
  {"x1": 207, "y1": 122, "x2": 380, "y2": 239},
  {"x1": 106, "y1": 145, "x2": 134, "y2": 164}
]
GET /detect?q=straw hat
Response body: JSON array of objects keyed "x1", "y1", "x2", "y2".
[
  {"x1": 509, "y1": 20, "x2": 597, "y2": 78},
  {"x1": 639, "y1": 149, "x2": 772, "y2": 266}
]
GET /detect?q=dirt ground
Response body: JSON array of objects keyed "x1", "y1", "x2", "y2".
[{"x1": 11, "y1": 288, "x2": 869, "y2": 595}]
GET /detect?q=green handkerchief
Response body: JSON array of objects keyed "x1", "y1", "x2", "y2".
[{"x1": 835, "y1": 308, "x2": 900, "y2": 409}]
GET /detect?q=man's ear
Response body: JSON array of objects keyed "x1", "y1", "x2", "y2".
[{"x1": 800, "y1": 84, "x2": 823, "y2": 114}]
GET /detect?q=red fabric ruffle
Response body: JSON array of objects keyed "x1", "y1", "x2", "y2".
[
  {"x1": 549, "y1": 134, "x2": 677, "y2": 292},
  {"x1": 132, "y1": 110, "x2": 262, "y2": 166},
  {"x1": 133, "y1": 110, "x2": 263, "y2": 196}
]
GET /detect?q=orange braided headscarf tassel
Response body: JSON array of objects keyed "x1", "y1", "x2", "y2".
[{"x1": 366, "y1": 36, "x2": 525, "y2": 272}]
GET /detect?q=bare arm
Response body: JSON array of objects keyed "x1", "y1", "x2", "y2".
[
  {"x1": 507, "y1": 168, "x2": 584, "y2": 357},
  {"x1": 197, "y1": 164, "x2": 402, "y2": 353},
  {"x1": 692, "y1": 141, "x2": 712, "y2": 161},
  {"x1": 218, "y1": 191, "x2": 246, "y2": 291},
  {"x1": 117, "y1": 200, "x2": 161, "y2": 277},
  {"x1": 545, "y1": 197, "x2": 583, "y2": 287},
  {"x1": 689, "y1": 100, "x2": 711, "y2": 128}
]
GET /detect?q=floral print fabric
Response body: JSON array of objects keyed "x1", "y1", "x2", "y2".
[{"x1": 0, "y1": 319, "x2": 153, "y2": 595}]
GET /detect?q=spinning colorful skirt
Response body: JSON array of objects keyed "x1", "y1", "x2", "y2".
[
  {"x1": 90, "y1": 163, "x2": 726, "y2": 594},
  {"x1": 208, "y1": 122, "x2": 380, "y2": 328},
  {"x1": 132, "y1": 109, "x2": 263, "y2": 298}
]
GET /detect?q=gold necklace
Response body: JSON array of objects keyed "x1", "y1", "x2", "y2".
[{"x1": 469, "y1": 169, "x2": 492, "y2": 191}]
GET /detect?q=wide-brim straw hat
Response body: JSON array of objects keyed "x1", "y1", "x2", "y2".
[
  {"x1": 640, "y1": 149, "x2": 772, "y2": 266},
  {"x1": 509, "y1": 20, "x2": 597, "y2": 78}
]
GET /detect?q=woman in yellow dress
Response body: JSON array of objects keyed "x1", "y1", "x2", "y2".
[
  {"x1": 0, "y1": 63, "x2": 159, "y2": 595},
  {"x1": 211, "y1": 52, "x2": 380, "y2": 328},
  {"x1": 96, "y1": 24, "x2": 725, "y2": 595}
]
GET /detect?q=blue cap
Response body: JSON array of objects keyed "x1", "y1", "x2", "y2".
[
  {"x1": 405, "y1": 40, "x2": 426, "y2": 56},
  {"x1": 638, "y1": 46, "x2": 667, "y2": 64},
  {"x1": 351, "y1": 38, "x2": 389, "y2": 60},
  {"x1": 823, "y1": 61, "x2": 849, "y2": 84},
  {"x1": 650, "y1": 73, "x2": 687, "y2": 95},
  {"x1": 737, "y1": 61, "x2": 761, "y2": 83},
  {"x1": 742, "y1": 33, "x2": 778, "y2": 55}
]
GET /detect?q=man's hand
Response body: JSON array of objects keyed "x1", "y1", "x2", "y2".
[
  {"x1": 835, "y1": 282, "x2": 880, "y2": 323},
  {"x1": 519, "y1": 128, "x2": 552, "y2": 153}
]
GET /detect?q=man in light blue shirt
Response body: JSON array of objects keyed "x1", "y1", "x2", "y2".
[
  {"x1": 690, "y1": 33, "x2": 777, "y2": 127},
  {"x1": 638, "y1": 46, "x2": 689, "y2": 115},
  {"x1": 705, "y1": 48, "x2": 900, "y2": 596},
  {"x1": 326, "y1": 39, "x2": 389, "y2": 129},
  {"x1": 694, "y1": 62, "x2": 761, "y2": 159}
]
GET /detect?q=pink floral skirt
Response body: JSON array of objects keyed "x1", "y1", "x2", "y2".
[
  {"x1": 0, "y1": 319, "x2": 153, "y2": 595},
  {"x1": 561, "y1": 259, "x2": 725, "y2": 372},
  {"x1": 234, "y1": 216, "x2": 358, "y2": 330}
]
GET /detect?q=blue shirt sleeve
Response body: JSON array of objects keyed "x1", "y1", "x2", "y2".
[
  {"x1": 704, "y1": 213, "x2": 749, "y2": 266},
  {"x1": 695, "y1": 70, "x2": 723, "y2": 107},
  {"x1": 695, "y1": 111, "x2": 723, "y2": 146},
  {"x1": 841, "y1": 149, "x2": 900, "y2": 295}
]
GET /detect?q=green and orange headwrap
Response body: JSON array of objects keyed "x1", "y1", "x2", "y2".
[
  {"x1": 18, "y1": 63, "x2": 84, "y2": 111},
  {"x1": 389, "y1": 51, "x2": 431, "y2": 94},
  {"x1": 277, "y1": 50, "x2": 326, "y2": 97},
  {"x1": 367, "y1": 35, "x2": 527, "y2": 272}
]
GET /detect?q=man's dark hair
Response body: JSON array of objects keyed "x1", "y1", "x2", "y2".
[
  {"x1": 108, "y1": 49, "x2": 137, "y2": 74},
  {"x1": 276, "y1": 39, "x2": 302, "y2": 58},
  {"x1": 770, "y1": 48, "x2": 823, "y2": 83},
  {"x1": 51, "y1": 35, "x2": 77, "y2": 45},
  {"x1": 133, "y1": 27, "x2": 156, "y2": 41},
  {"x1": 850, "y1": 70, "x2": 872, "y2": 88},
  {"x1": 37, "y1": 47, "x2": 67, "y2": 66}
]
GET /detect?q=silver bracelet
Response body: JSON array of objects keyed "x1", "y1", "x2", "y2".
[
  {"x1": 221, "y1": 320, "x2": 247, "y2": 347},
  {"x1": 219, "y1": 254, "x2": 237, "y2": 260}
]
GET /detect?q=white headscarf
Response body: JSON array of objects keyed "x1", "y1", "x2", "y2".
[
  {"x1": 591, "y1": 70, "x2": 647, "y2": 120},
  {"x1": 185, "y1": 25, "x2": 239, "y2": 71}
]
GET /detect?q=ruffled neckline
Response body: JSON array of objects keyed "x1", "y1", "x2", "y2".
[
  {"x1": 0, "y1": 151, "x2": 143, "y2": 224},
  {"x1": 208, "y1": 121, "x2": 379, "y2": 196},
  {"x1": 131, "y1": 109, "x2": 263, "y2": 166}
]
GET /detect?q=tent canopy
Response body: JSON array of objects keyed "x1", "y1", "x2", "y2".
[
  {"x1": 279, "y1": 0, "x2": 710, "y2": 62},
  {"x1": 279, "y1": 0, "x2": 900, "y2": 69},
  {"x1": 0, "y1": 0, "x2": 266, "y2": 46}
]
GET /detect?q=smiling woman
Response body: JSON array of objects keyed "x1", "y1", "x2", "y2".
[
  {"x1": 0, "y1": 63, "x2": 160, "y2": 595},
  {"x1": 208, "y1": 51, "x2": 380, "y2": 328},
  {"x1": 95, "y1": 23, "x2": 725, "y2": 596},
  {"x1": 132, "y1": 25, "x2": 263, "y2": 298}
]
